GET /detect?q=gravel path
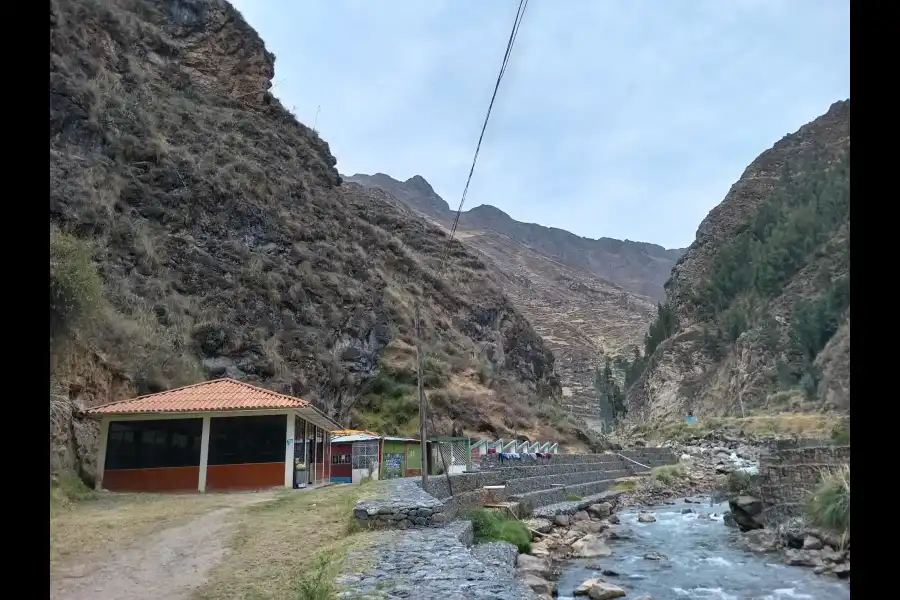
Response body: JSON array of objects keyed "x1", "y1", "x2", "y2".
[
  {"x1": 50, "y1": 491, "x2": 276, "y2": 600},
  {"x1": 336, "y1": 521, "x2": 542, "y2": 600}
]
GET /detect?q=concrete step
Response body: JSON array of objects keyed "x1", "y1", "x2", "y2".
[
  {"x1": 476, "y1": 459, "x2": 631, "y2": 480},
  {"x1": 504, "y1": 468, "x2": 633, "y2": 495},
  {"x1": 509, "y1": 476, "x2": 636, "y2": 509}
]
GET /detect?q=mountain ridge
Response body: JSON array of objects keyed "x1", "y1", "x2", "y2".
[
  {"x1": 347, "y1": 171, "x2": 685, "y2": 424},
  {"x1": 346, "y1": 172, "x2": 685, "y2": 301},
  {"x1": 626, "y1": 99, "x2": 850, "y2": 423}
]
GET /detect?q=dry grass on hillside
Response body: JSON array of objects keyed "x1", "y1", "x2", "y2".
[
  {"x1": 49, "y1": 0, "x2": 575, "y2": 446},
  {"x1": 627, "y1": 413, "x2": 846, "y2": 442}
]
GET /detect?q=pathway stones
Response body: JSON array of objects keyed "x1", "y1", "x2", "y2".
[{"x1": 336, "y1": 522, "x2": 542, "y2": 600}]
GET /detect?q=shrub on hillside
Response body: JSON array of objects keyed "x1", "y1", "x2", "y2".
[
  {"x1": 466, "y1": 508, "x2": 531, "y2": 553},
  {"x1": 805, "y1": 465, "x2": 850, "y2": 537},
  {"x1": 651, "y1": 462, "x2": 688, "y2": 486},
  {"x1": 49, "y1": 228, "x2": 103, "y2": 343}
]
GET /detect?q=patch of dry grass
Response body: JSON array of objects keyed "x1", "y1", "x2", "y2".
[
  {"x1": 650, "y1": 462, "x2": 689, "y2": 485},
  {"x1": 195, "y1": 484, "x2": 375, "y2": 600},
  {"x1": 50, "y1": 486, "x2": 236, "y2": 571},
  {"x1": 610, "y1": 477, "x2": 641, "y2": 492}
]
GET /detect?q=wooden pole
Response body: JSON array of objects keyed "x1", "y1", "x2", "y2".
[{"x1": 415, "y1": 301, "x2": 429, "y2": 489}]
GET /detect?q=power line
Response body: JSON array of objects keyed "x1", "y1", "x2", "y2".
[
  {"x1": 418, "y1": 0, "x2": 530, "y2": 493},
  {"x1": 443, "y1": 0, "x2": 529, "y2": 255}
]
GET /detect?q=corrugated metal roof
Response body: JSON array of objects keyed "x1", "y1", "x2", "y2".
[
  {"x1": 331, "y1": 433, "x2": 381, "y2": 443},
  {"x1": 86, "y1": 379, "x2": 342, "y2": 431}
]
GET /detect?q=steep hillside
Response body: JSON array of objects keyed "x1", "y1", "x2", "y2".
[
  {"x1": 347, "y1": 173, "x2": 668, "y2": 423},
  {"x1": 626, "y1": 100, "x2": 850, "y2": 422},
  {"x1": 49, "y1": 0, "x2": 597, "y2": 481},
  {"x1": 347, "y1": 173, "x2": 684, "y2": 301}
]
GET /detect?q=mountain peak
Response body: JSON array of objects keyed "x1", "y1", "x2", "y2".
[{"x1": 405, "y1": 175, "x2": 436, "y2": 195}]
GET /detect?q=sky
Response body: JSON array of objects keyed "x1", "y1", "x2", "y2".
[{"x1": 230, "y1": 0, "x2": 849, "y2": 250}]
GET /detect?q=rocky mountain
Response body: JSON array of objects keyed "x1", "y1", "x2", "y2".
[
  {"x1": 49, "y1": 0, "x2": 600, "y2": 481},
  {"x1": 347, "y1": 174, "x2": 684, "y2": 301},
  {"x1": 346, "y1": 173, "x2": 682, "y2": 424},
  {"x1": 626, "y1": 100, "x2": 850, "y2": 422}
]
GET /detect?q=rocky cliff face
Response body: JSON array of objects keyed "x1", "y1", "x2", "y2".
[
  {"x1": 49, "y1": 0, "x2": 594, "y2": 482},
  {"x1": 347, "y1": 173, "x2": 679, "y2": 423},
  {"x1": 627, "y1": 100, "x2": 850, "y2": 422}
]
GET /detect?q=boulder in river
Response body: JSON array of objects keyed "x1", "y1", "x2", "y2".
[
  {"x1": 571, "y1": 533, "x2": 613, "y2": 558},
  {"x1": 553, "y1": 514, "x2": 570, "y2": 527},
  {"x1": 587, "y1": 502, "x2": 613, "y2": 519},
  {"x1": 520, "y1": 572, "x2": 556, "y2": 596},
  {"x1": 637, "y1": 512, "x2": 657, "y2": 523},
  {"x1": 608, "y1": 514, "x2": 620, "y2": 524},
  {"x1": 727, "y1": 495, "x2": 764, "y2": 531},
  {"x1": 516, "y1": 553, "x2": 554, "y2": 579},
  {"x1": 587, "y1": 581, "x2": 627, "y2": 599}
]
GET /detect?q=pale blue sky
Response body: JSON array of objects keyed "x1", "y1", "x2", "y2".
[{"x1": 230, "y1": 0, "x2": 849, "y2": 249}]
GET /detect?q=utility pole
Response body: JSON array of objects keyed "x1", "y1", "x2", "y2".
[{"x1": 415, "y1": 301, "x2": 428, "y2": 489}]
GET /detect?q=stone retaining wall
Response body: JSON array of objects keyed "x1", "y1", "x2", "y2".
[
  {"x1": 757, "y1": 444, "x2": 850, "y2": 523},
  {"x1": 352, "y1": 478, "x2": 446, "y2": 529},
  {"x1": 477, "y1": 448, "x2": 675, "y2": 470},
  {"x1": 351, "y1": 449, "x2": 678, "y2": 530}
]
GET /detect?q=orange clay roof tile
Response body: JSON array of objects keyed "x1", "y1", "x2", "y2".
[{"x1": 87, "y1": 378, "x2": 311, "y2": 415}]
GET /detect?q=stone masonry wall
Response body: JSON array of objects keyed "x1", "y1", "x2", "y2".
[
  {"x1": 351, "y1": 448, "x2": 677, "y2": 530},
  {"x1": 757, "y1": 444, "x2": 850, "y2": 523}
]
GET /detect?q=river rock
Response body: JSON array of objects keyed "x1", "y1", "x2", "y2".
[
  {"x1": 571, "y1": 534, "x2": 613, "y2": 558},
  {"x1": 525, "y1": 518, "x2": 553, "y2": 534},
  {"x1": 604, "y1": 525, "x2": 633, "y2": 540},
  {"x1": 782, "y1": 548, "x2": 822, "y2": 567},
  {"x1": 638, "y1": 512, "x2": 657, "y2": 523},
  {"x1": 530, "y1": 541, "x2": 550, "y2": 557},
  {"x1": 588, "y1": 502, "x2": 613, "y2": 519},
  {"x1": 573, "y1": 510, "x2": 590, "y2": 522},
  {"x1": 572, "y1": 519, "x2": 608, "y2": 534},
  {"x1": 588, "y1": 581, "x2": 627, "y2": 599},
  {"x1": 553, "y1": 514, "x2": 570, "y2": 527},
  {"x1": 608, "y1": 514, "x2": 620, "y2": 524},
  {"x1": 738, "y1": 529, "x2": 778, "y2": 553},
  {"x1": 574, "y1": 578, "x2": 601, "y2": 596},
  {"x1": 520, "y1": 573, "x2": 556, "y2": 596},
  {"x1": 831, "y1": 561, "x2": 850, "y2": 578},
  {"x1": 728, "y1": 496, "x2": 764, "y2": 531},
  {"x1": 516, "y1": 553, "x2": 554, "y2": 579},
  {"x1": 803, "y1": 535, "x2": 824, "y2": 550},
  {"x1": 643, "y1": 551, "x2": 667, "y2": 561}
]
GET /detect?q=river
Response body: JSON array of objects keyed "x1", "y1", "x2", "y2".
[{"x1": 555, "y1": 498, "x2": 850, "y2": 600}]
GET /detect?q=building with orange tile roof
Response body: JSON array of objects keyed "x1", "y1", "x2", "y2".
[{"x1": 86, "y1": 378, "x2": 342, "y2": 493}]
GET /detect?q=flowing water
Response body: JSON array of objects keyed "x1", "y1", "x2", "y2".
[{"x1": 556, "y1": 498, "x2": 850, "y2": 600}]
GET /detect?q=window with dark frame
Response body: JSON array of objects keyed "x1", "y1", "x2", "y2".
[
  {"x1": 105, "y1": 419, "x2": 203, "y2": 470},
  {"x1": 207, "y1": 415, "x2": 285, "y2": 466},
  {"x1": 331, "y1": 454, "x2": 351, "y2": 465}
]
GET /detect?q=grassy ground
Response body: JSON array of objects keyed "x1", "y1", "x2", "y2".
[
  {"x1": 195, "y1": 483, "x2": 376, "y2": 600},
  {"x1": 51, "y1": 474, "x2": 377, "y2": 600},
  {"x1": 50, "y1": 476, "x2": 237, "y2": 571}
]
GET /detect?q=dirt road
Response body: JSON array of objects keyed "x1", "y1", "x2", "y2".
[{"x1": 50, "y1": 491, "x2": 276, "y2": 600}]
